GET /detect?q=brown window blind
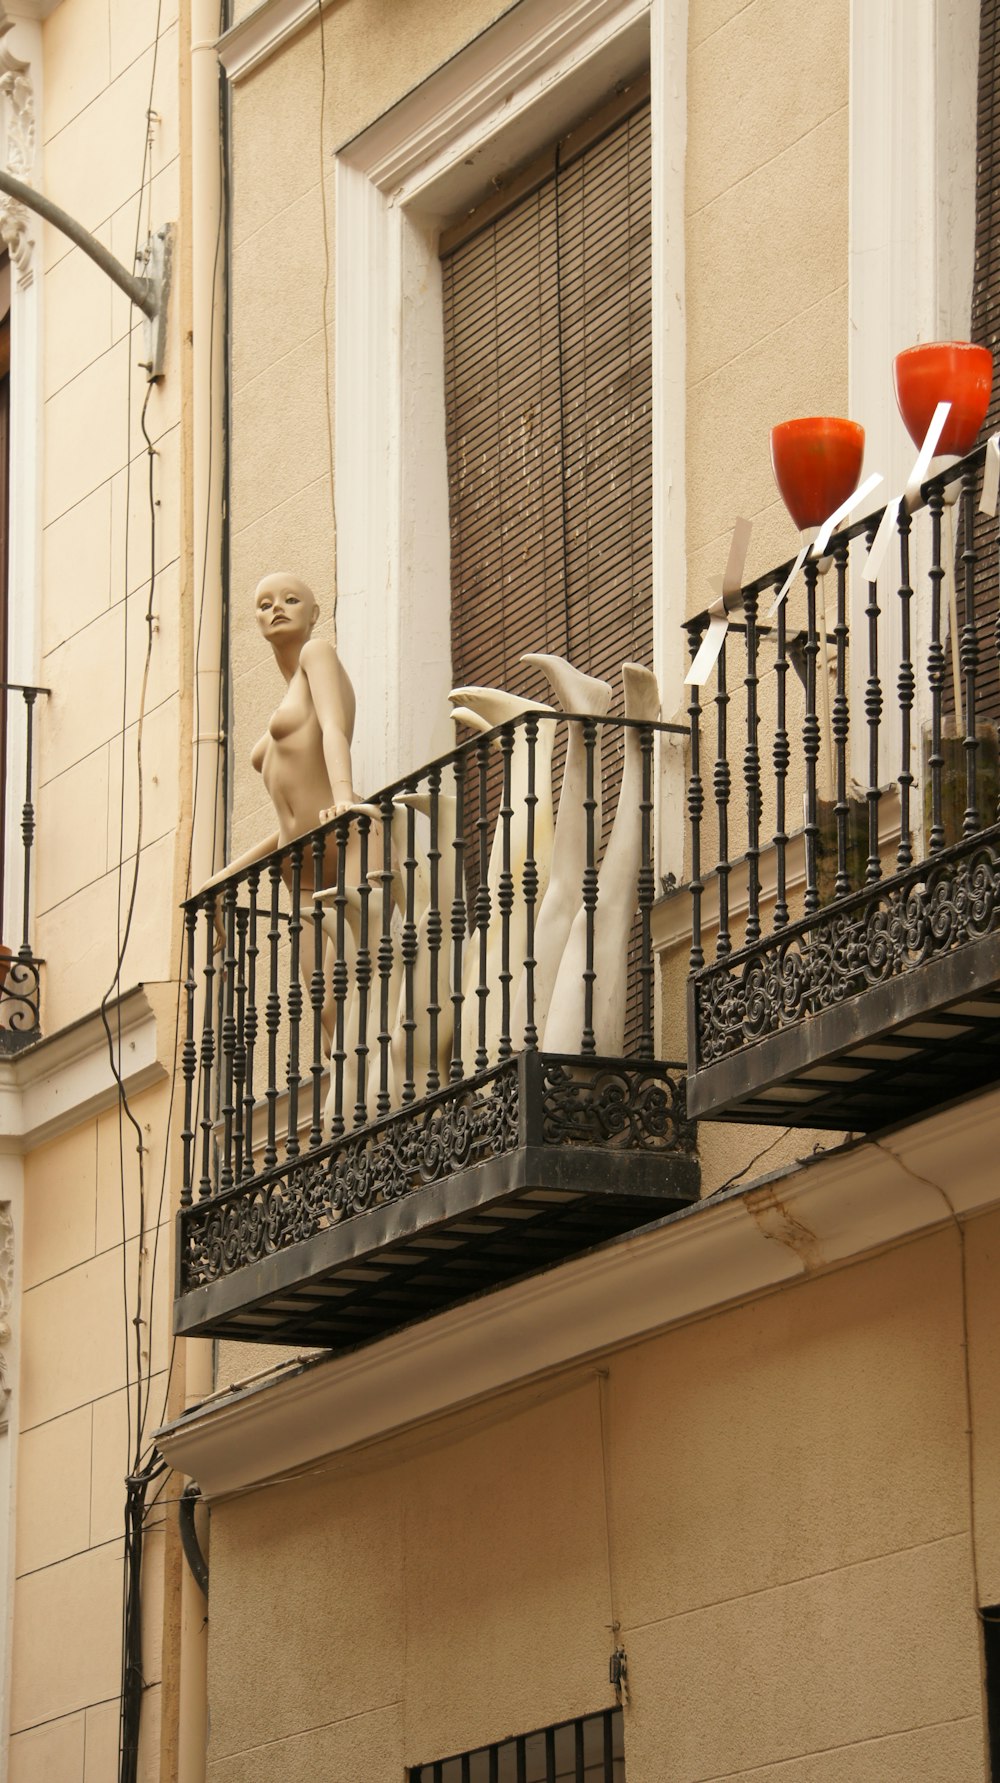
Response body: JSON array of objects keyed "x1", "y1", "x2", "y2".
[
  {"x1": 440, "y1": 77, "x2": 653, "y2": 714},
  {"x1": 967, "y1": 0, "x2": 1000, "y2": 726}
]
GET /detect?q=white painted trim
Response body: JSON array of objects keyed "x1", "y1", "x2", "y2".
[
  {"x1": 334, "y1": 0, "x2": 686, "y2": 797},
  {"x1": 157, "y1": 1076, "x2": 1000, "y2": 1501},
  {"x1": 217, "y1": 0, "x2": 334, "y2": 83},
  {"x1": 0, "y1": 985, "x2": 167, "y2": 1152},
  {"x1": 847, "y1": 0, "x2": 978, "y2": 789}
]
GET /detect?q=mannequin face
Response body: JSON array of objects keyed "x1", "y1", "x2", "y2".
[{"x1": 254, "y1": 574, "x2": 320, "y2": 646}]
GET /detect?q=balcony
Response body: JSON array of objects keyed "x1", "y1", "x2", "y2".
[
  {"x1": 174, "y1": 711, "x2": 699, "y2": 1348},
  {"x1": 0, "y1": 683, "x2": 44, "y2": 1052},
  {"x1": 684, "y1": 445, "x2": 1000, "y2": 1129}
]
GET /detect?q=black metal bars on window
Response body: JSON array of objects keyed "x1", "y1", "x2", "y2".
[
  {"x1": 410, "y1": 1706, "x2": 626, "y2": 1783},
  {"x1": 0, "y1": 682, "x2": 47, "y2": 1052},
  {"x1": 180, "y1": 711, "x2": 682, "y2": 1208}
]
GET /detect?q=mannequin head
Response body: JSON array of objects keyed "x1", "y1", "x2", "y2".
[{"x1": 254, "y1": 573, "x2": 320, "y2": 649}]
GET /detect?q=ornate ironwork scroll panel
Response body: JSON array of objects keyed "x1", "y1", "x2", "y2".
[
  {"x1": 178, "y1": 1053, "x2": 693, "y2": 1296},
  {"x1": 692, "y1": 825, "x2": 1000, "y2": 1067}
]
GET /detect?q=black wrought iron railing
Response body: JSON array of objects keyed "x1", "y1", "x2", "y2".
[
  {"x1": 684, "y1": 443, "x2": 1000, "y2": 1127},
  {"x1": 175, "y1": 711, "x2": 699, "y2": 1340},
  {"x1": 0, "y1": 682, "x2": 45, "y2": 1052}
]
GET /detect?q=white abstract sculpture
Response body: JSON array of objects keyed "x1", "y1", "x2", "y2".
[
  {"x1": 448, "y1": 687, "x2": 555, "y2": 1068},
  {"x1": 543, "y1": 662, "x2": 660, "y2": 1058},
  {"x1": 511, "y1": 653, "x2": 612, "y2": 1044}
]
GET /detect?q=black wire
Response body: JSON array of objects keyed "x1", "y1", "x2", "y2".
[{"x1": 714, "y1": 1128, "x2": 792, "y2": 1196}]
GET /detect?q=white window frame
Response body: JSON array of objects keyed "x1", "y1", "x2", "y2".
[
  {"x1": 333, "y1": 0, "x2": 687, "y2": 873},
  {"x1": 848, "y1": 0, "x2": 979, "y2": 788}
]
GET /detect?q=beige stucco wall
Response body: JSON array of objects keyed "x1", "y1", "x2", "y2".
[
  {"x1": 33, "y1": 0, "x2": 187, "y2": 1035},
  {"x1": 203, "y1": 1219, "x2": 995, "y2": 1779},
  {"x1": 226, "y1": 0, "x2": 511, "y2": 864},
  {"x1": 3, "y1": 1, "x2": 195, "y2": 1777},
  {"x1": 7, "y1": 1076, "x2": 173, "y2": 1781}
]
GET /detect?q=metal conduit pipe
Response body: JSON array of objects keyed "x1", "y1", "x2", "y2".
[{"x1": 178, "y1": 4, "x2": 226, "y2": 1781}]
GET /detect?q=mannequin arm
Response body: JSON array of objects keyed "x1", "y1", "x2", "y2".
[{"x1": 300, "y1": 637, "x2": 359, "y2": 812}]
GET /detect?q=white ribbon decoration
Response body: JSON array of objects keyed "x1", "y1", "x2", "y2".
[
  {"x1": 862, "y1": 401, "x2": 951, "y2": 584},
  {"x1": 766, "y1": 472, "x2": 884, "y2": 617},
  {"x1": 685, "y1": 516, "x2": 753, "y2": 687},
  {"x1": 979, "y1": 430, "x2": 1000, "y2": 516}
]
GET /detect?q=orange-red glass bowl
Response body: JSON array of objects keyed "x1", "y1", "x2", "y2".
[
  {"x1": 893, "y1": 341, "x2": 993, "y2": 456},
  {"x1": 770, "y1": 417, "x2": 866, "y2": 532}
]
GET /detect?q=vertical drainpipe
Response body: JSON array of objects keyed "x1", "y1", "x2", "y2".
[{"x1": 179, "y1": 4, "x2": 225, "y2": 1780}]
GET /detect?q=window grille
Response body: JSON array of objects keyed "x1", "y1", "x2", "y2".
[{"x1": 410, "y1": 1706, "x2": 626, "y2": 1783}]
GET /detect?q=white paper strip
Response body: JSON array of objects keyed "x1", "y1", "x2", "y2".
[
  {"x1": 862, "y1": 402, "x2": 952, "y2": 584},
  {"x1": 980, "y1": 431, "x2": 1000, "y2": 516},
  {"x1": 902, "y1": 400, "x2": 951, "y2": 509},
  {"x1": 767, "y1": 541, "x2": 809, "y2": 617},
  {"x1": 685, "y1": 516, "x2": 753, "y2": 687},
  {"x1": 811, "y1": 471, "x2": 884, "y2": 557}
]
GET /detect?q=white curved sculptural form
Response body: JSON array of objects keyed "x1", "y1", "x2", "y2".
[
  {"x1": 510, "y1": 653, "x2": 612, "y2": 1045},
  {"x1": 448, "y1": 687, "x2": 556, "y2": 1069},
  {"x1": 390, "y1": 790, "x2": 458, "y2": 1096},
  {"x1": 543, "y1": 661, "x2": 660, "y2": 1058}
]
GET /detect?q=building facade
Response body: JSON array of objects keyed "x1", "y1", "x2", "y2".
[{"x1": 2, "y1": 0, "x2": 1000, "y2": 1780}]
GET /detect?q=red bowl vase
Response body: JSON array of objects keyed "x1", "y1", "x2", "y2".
[
  {"x1": 770, "y1": 417, "x2": 866, "y2": 531},
  {"x1": 893, "y1": 341, "x2": 993, "y2": 456}
]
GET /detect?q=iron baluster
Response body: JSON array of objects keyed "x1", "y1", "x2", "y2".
[
  {"x1": 637, "y1": 722, "x2": 655, "y2": 1059},
  {"x1": 376, "y1": 794, "x2": 395, "y2": 1117},
  {"x1": 425, "y1": 767, "x2": 442, "y2": 1094},
  {"x1": 475, "y1": 735, "x2": 491, "y2": 1072},
  {"x1": 896, "y1": 505, "x2": 915, "y2": 869},
  {"x1": 233, "y1": 905, "x2": 249, "y2": 1182},
  {"x1": 243, "y1": 869, "x2": 260, "y2": 1176},
  {"x1": 960, "y1": 462, "x2": 981, "y2": 834},
  {"x1": 285, "y1": 841, "x2": 303, "y2": 1159},
  {"x1": 743, "y1": 587, "x2": 762, "y2": 942},
  {"x1": 219, "y1": 883, "x2": 237, "y2": 1192},
  {"x1": 180, "y1": 906, "x2": 197, "y2": 1207},
  {"x1": 330, "y1": 821, "x2": 349, "y2": 1139},
  {"x1": 264, "y1": 858, "x2": 282, "y2": 1168},
  {"x1": 581, "y1": 716, "x2": 598, "y2": 1053},
  {"x1": 687, "y1": 625, "x2": 705, "y2": 969},
  {"x1": 927, "y1": 481, "x2": 946, "y2": 853},
  {"x1": 449, "y1": 754, "x2": 466, "y2": 1082},
  {"x1": 864, "y1": 521, "x2": 883, "y2": 883},
  {"x1": 772, "y1": 583, "x2": 790, "y2": 929},
  {"x1": 521, "y1": 713, "x2": 539, "y2": 1048},
  {"x1": 354, "y1": 813, "x2": 372, "y2": 1128},
  {"x1": 802, "y1": 556, "x2": 821, "y2": 916},
  {"x1": 544, "y1": 1728, "x2": 556, "y2": 1783},
  {"x1": 309, "y1": 831, "x2": 326, "y2": 1150},
  {"x1": 832, "y1": 535, "x2": 851, "y2": 896},
  {"x1": 402, "y1": 790, "x2": 418, "y2": 1103},
  {"x1": 198, "y1": 898, "x2": 217, "y2": 1199},
  {"x1": 18, "y1": 688, "x2": 36, "y2": 959},
  {"x1": 714, "y1": 633, "x2": 732, "y2": 951},
  {"x1": 574, "y1": 1719, "x2": 585, "y2": 1783},
  {"x1": 497, "y1": 725, "x2": 514, "y2": 1060}
]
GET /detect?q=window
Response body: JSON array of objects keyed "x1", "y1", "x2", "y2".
[
  {"x1": 440, "y1": 79, "x2": 652, "y2": 711},
  {"x1": 410, "y1": 1707, "x2": 626, "y2": 1783}
]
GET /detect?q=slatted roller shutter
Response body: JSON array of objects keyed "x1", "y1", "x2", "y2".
[
  {"x1": 441, "y1": 76, "x2": 653, "y2": 712},
  {"x1": 440, "y1": 81, "x2": 653, "y2": 1054}
]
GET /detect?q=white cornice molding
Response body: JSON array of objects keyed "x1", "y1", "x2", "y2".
[
  {"x1": 158, "y1": 1079, "x2": 1000, "y2": 1500},
  {"x1": 0, "y1": 985, "x2": 168, "y2": 1152},
  {"x1": 217, "y1": 0, "x2": 335, "y2": 83}
]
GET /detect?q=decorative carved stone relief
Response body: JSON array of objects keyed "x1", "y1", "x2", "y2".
[
  {"x1": 0, "y1": 19, "x2": 34, "y2": 286},
  {"x1": 0, "y1": 1203, "x2": 13, "y2": 1408}
]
